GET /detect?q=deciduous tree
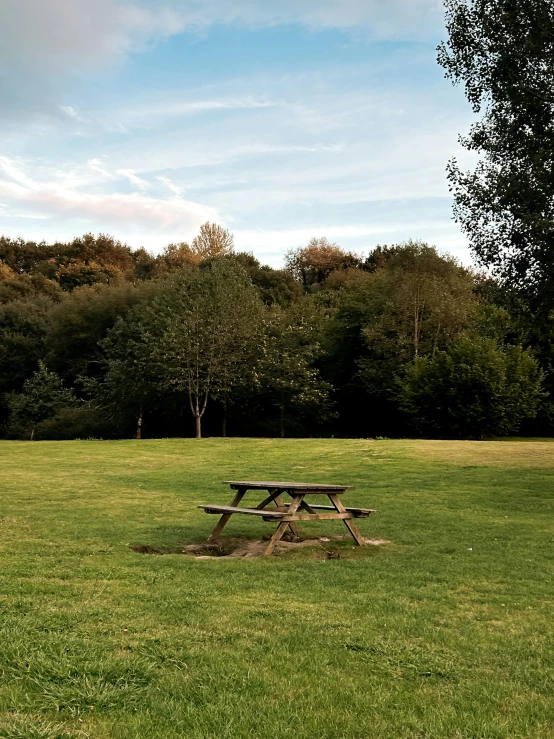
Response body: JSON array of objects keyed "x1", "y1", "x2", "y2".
[
  {"x1": 254, "y1": 306, "x2": 333, "y2": 437},
  {"x1": 8, "y1": 362, "x2": 76, "y2": 439},
  {"x1": 285, "y1": 238, "x2": 360, "y2": 288},
  {"x1": 147, "y1": 260, "x2": 264, "y2": 438},
  {"x1": 400, "y1": 335, "x2": 544, "y2": 438},
  {"x1": 438, "y1": 0, "x2": 554, "y2": 314},
  {"x1": 191, "y1": 222, "x2": 234, "y2": 259}
]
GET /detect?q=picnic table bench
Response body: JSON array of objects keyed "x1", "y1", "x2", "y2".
[{"x1": 199, "y1": 481, "x2": 376, "y2": 556}]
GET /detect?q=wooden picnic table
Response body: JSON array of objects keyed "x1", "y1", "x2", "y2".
[{"x1": 199, "y1": 480, "x2": 376, "y2": 556}]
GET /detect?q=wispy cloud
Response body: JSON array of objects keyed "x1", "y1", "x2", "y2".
[
  {"x1": 127, "y1": 98, "x2": 281, "y2": 121},
  {"x1": 88, "y1": 158, "x2": 114, "y2": 178},
  {"x1": 0, "y1": 156, "x2": 219, "y2": 238},
  {"x1": 116, "y1": 168, "x2": 150, "y2": 190},
  {"x1": 157, "y1": 176, "x2": 182, "y2": 196},
  {"x1": 179, "y1": 0, "x2": 444, "y2": 38}
]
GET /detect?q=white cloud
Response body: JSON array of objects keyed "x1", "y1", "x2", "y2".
[
  {"x1": 0, "y1": 0, "x2": 445, "y2": 122},
  {"x1": 88, "y1": 158, "x2": 114, "y2": 179},
  {"x1": 0, "y1": 0, "x2": 443, "y2": 91},
  {"x1": 157, "y1": 176, "x2": 182, "y2": 195},
  {"x1": 59, "y1": 105, "x2": 89, "y2": 123},
  {"x1": 181, "y1": 0, "x2": 444, "y2": 38},
  {"x1": 0, "y1": 0, "x2": 184, "y2": 72},
  {"x1": 0, "y1": 156, "x2": 219, "y2": 239},
  {"x1": 88, "y1": 159, "x2": 150, "y2": 190},
  {"x1": 116, "y1": 168, "x2": 150, "y2": 190},
  {"x1": 128, "y1": 98, "x2": 281, "y2": 121}
]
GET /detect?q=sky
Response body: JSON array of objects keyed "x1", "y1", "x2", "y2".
[{"x1": 0, "y1": 0, "x2": 476, "y2": 267}]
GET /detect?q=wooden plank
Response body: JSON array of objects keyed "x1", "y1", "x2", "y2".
[
  {"x1": 207, "y1": 487, "x2": 247, "y2": 541},
  {"x1": 200, "y1": 505, "x2": 284, "y2": 518},
  {"x1": 274, "y1": 494, "x2": 300, "y2": 538},
  {"x1": 306, "y1": 504, "x2": 376, "y2": 518},
  {"x1": 234, "y1": 487, "x2": 347, "y2": 495},
  {"x1": 224, "y1": 481, "x2": 353, "y2": 492},
  {"x1": 329, "y1": 494, "x2": 366, "y2": 547},
  {"x1": 264, "y1": 494, "x2": 303, "y2": 555},
  {"x1": 298, "y1": 499, "x2": 317, "y2": 515},
  {"x1": 256, "y1": 489, "x2": 282, "y2": 509},
  {"x1": 269, "y1": 512, "x2": 353, "y2": 522}
]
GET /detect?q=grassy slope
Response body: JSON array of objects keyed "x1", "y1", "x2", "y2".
[{"x1": 0, "y1": 438, "x2": 553, "y2": 739}]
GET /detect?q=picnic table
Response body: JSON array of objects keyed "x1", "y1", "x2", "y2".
[{"x1": 199, "y1": 481, "x2": 376, "y2": 556}]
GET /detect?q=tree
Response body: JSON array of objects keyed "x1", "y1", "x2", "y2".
[
  {"x1": 231, "y1": 253, "x2": 303, "y2": 306},
  {"x1": 146, "y1": 260, "x2": 264, "y2": 438},
  {"x1": 285, "y1": 238, "x2": 360, "y2": 288},
  {"x1": 92, "y1": 312, "x2": 165, "y2": 439},
  {"x1": 156, "y1": 242, "x2": 202, "y2": 273},
  {"x1": 191, "y1": 222, "x2": 234, "y2": 259},
  {"x1": 8, "y1": 362, "x2": 76, "y2": 439},
  {"x1": 360, "y1": 243, "x2": 476, "y2": 362},
  {"x1": 254, "y1": 306, "x2": 334, "y2": 437},
  {"x1": 438, "y1": 0, "x2": 554, "y2": 315},
  {"x1": 322, "y1": 243, "x2": 478, "y2": 435},
  {"x1": 0, "y1": 296, "x2": 55, "y2": 430},
  {"x1": 399, "y1": 335, "x2": 545, "y2": 438},
  {"x1": 46, "y1": 281, "x2": 158, "y2": 383}
]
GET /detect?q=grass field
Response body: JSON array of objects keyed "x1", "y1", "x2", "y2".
[{"x1": 1, "y1": 438, "x2": 553, "y2": 739}]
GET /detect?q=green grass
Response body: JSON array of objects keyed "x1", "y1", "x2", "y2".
[{"x1": 0, "y1": 438, "x2": 553, "y2": 739}]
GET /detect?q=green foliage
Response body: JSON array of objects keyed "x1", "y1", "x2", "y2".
[
  {"x1": 253, "y1": 304, "x2": 334, "y2": 436},
  {"x1": 89, "y1": 297, "x2": 169, "y2": 438},
  {"x1": 400, "y1": 335, "x2": 545, "y2": 438},
  {"x1": 1, "y1": 234, "x2": 553, "y2": 438},
  {"x1": 360, "y1": 242, "x2": 476, "y2": 361},
  {"x1": 46, "y1": 281, "x2": 158, "y2": 382},
  {"x1": 438, "y1": 0, "x2": 554, "y2": 314},
  {"x1": 231, "y1": 253, "x2": 302, "y2": 306},
  {"x1": 0, "y1": 234, "x2": 135, "y2": 290},
  {"x1": 0, "y1": 297, "x2": 53, "y2": 395},
  {"x1": 7, "y1": 362, "x2": 76, "y2": 439},
  {"x1": 141, "y1": 260, "x2": 265, "y2": 437},
  {"x1": 322, "y1": 243, "x2": 479, "y2": 435}
]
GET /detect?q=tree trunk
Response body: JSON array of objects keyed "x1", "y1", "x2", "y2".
[
  {"x1": 136, "y1": 408, "x2": 143, "y2": 440},
  {"x1": 280, "y1": 407, "x2": 285, "y2": 438},
  {"x1": 30, "y1": 426, "x2": 35, "y2": 441},
  {"x1": 222, "y1": 394, "x2": 227, "y2": 437},
  {"x1": 195, "y1": 414, "x2": 202, "y2": 439},
  {"x1": 414, "y1": 303, "x2": 419, "y2": 359}
]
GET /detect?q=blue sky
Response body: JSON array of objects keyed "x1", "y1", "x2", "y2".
[{"x1": 0, "y1": 0, "x2": 476, "y2": 266}]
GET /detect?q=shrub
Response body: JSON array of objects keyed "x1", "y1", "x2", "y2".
[{"x1": 399, "y1": 335, "x2": 545, "y2": 438}]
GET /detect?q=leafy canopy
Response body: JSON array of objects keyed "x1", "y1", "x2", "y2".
[{"x1": 438, "y1": 0, "x2": 554, "y2": 312}]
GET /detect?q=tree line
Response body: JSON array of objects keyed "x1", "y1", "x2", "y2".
[
  {"x1": 3, "y1": 1, "x2": 553, "y2": 441},
  {"x1": 0, "y1": 226, "x2": 549, "y2": 440}
]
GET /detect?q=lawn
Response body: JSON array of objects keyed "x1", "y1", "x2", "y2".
[{"x1": 0, "y1": 438, "x2": 553, "y2": 739}]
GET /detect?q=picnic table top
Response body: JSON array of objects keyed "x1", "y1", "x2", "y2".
[{"x1": 223, "y1": 480, "x2": 354, "y2": 491}]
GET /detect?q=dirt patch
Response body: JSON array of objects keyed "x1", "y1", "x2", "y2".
[
  {"x1": 129, "y1": 541, "x2": 238, "y2": 556},
  {"x1": 129, "y1": 536, "x2": 390, "y2": 559}
]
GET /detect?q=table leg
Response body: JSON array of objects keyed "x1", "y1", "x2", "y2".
[
  {"x1": 274, "y1": 495, "x2": 300, "y2": 539},
  {"x1": 255, "y1": 489, "x2": 299, "y2": 538},
  {"x1": 264, "y1": 494, "x2": 303, "y2": 555},
  {"x1": 256, "y1": 489, "x2": 282, "y2": 509},
  {"x1": 207, "y1": 487, "x2": 246, "y2": 541},
  {"x1": 328, "y1": 494, "x2": 365, "y2": 547}
]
